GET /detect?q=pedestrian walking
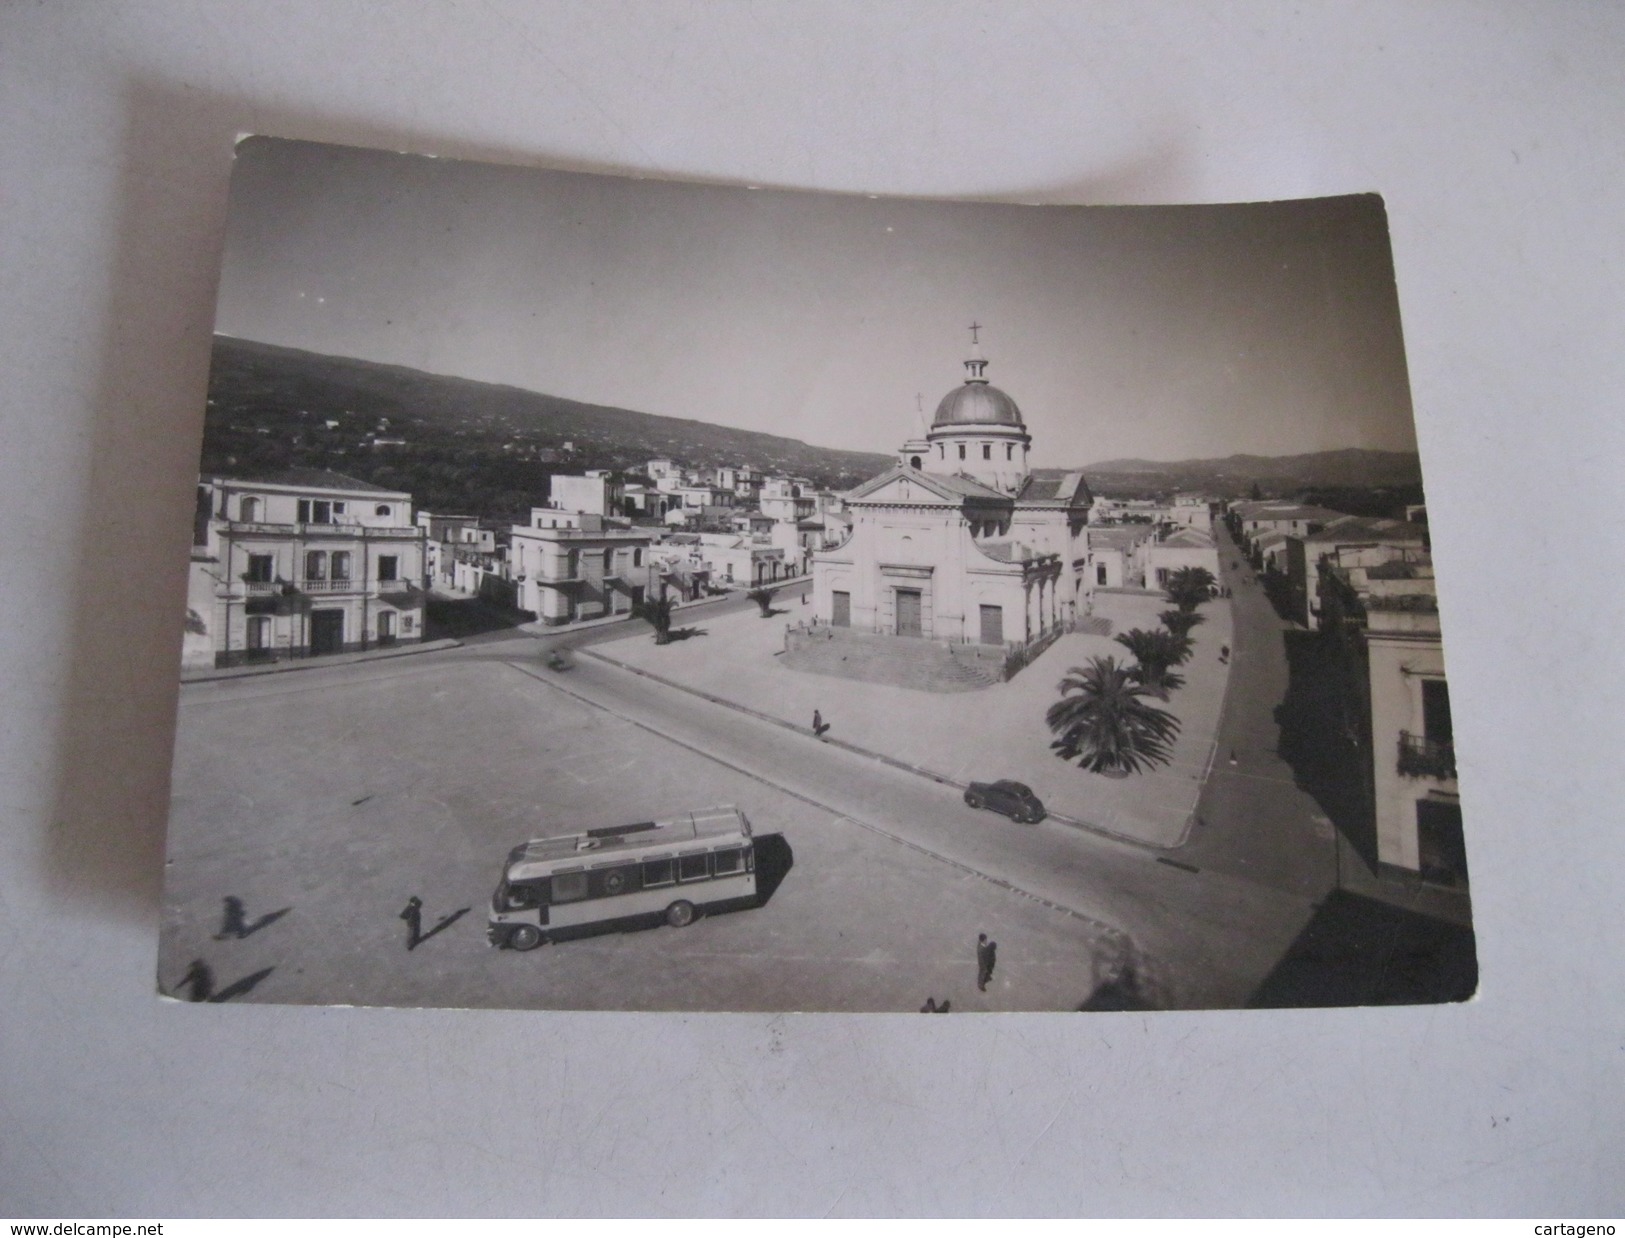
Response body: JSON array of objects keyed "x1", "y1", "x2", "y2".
[
  {"x1": 214, "y1": 895, "x2": 248, "y2": 941},
  {"x1": 1219, "y1": 644, "x2": 1230, "y2": 663},
  {"x1": 400, "y1": 895, "x2": 423, "y2": 950},
  {"x1": 812, "y1": 709, "x2": 828, "y2": 737},
  {"x1": 179, "y1": 958, "x2": 215, "y2": 1002},
  {"x1": 976, "y1": 932, "x2": 997, "y2": 992}
]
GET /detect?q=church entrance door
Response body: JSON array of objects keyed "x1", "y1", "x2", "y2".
[
  {"x1": 895, "y1": 588, "x2": 922, "y2": 638},
  {"x1": 979, "y1": 604, "x2": 1004, "y2": 646},
  {"x1": 831, "y1": 591, "x2": 850, "y2": 627}
]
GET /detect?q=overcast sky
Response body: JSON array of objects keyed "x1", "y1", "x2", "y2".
[{"x1": 216, "y1": 138, "x2": 1419, "y2": 467}]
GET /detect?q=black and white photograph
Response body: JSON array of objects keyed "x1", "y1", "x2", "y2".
[
  {"x1": 161, "y1": 138, "x2": 1475, "y2": 1013},
  {"x1": 12, "y1": 1, "x2": 1625, "y2": 1221}
]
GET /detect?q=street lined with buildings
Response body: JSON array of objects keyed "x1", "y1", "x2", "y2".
[{"x1": 166, "y1": 329, "x2": 1468, "y2": 1012}]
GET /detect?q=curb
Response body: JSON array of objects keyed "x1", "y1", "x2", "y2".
[
  {"x1": 505, "y1": 657, "x2": 1131, "y2": 946},
  {"x1": 181, "y1": 638, "x2": 464, "y2": 683},
  {"x1": 577, "y1": 645, "x2": 1169, "y2": 853}
]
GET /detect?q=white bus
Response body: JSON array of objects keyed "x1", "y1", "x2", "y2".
[{"x1": 487, "y1": 805, "x2": 759, "y2": 950}]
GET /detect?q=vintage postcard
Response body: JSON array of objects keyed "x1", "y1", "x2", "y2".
[{"x1": 161, "y1": 137, "x2": 1474, "y2": 1011}]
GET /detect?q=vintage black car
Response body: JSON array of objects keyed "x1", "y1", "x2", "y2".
[{"x1": 963, "y1": 779, "x2": 1046, "y2": 823}]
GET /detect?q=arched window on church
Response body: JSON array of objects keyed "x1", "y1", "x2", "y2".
[
  {"x1": 982, "y1": 443, "x2": 991, "y2": 460},
  {"x1": 1006, "y1": 444, "x2": 1014, "y2": 460},
  {"x1": 240, "y1": 496, "x2": 260, "y2": 522},
  {"x1": 910, "y1": 456, "x2": 921, "y2": 470},
  {"x1": 958, "y1": 443, "x2": 966, "y2": 460}
]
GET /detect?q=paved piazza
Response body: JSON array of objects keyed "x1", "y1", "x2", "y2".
[
  {"x1": 160, "y1": 656, "x2": 1122, "y2": 1012},
  {"x1": 598, "y1": 588, "x2": 1235, "y2": 846}
]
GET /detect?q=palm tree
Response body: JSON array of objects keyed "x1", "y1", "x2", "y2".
[
  {"x1": 746, "y1": 586, "x2": 779, "y2": 617},
  {"x1": 633, "y1": 593, "x2": 675, "y2": 644},
  {"x1": 1114, "y1": 627, "x2": 1193, "y2": 697},
  {"x1": 1159, "y1": 608, "x2": 1205, "y2": 639},
  {"x1": 1164, "y1": 565, "x2": 1218, "y2": 613},
  {"x1": 1046, "y1": 656, "x2": 1181, "y2": 775}
]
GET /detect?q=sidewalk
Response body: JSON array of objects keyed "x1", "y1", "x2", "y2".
[
  {"x1": 587, "y1": 588, "x2": 1233, "y2": 848},
  {"x1": 181, "y1": 637, "x2": 463, "y2": 683},
  {"x1": 514, "y1": 575, "x2": 812, "y2": 641}
]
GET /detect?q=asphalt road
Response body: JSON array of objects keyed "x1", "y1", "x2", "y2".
[
  {"x1": 163, "y1": 651, "x2": 1120, "y2": 1013},
  {"x1": 1183, "y1": 526, "x2": 1341, "y2": 899},
  {"x1": 527, "y1": 640, "x2": 1322, "y2": 997},
  {"x1": 162, "y1": 576, "x2": 1326, "y2": 1012}
]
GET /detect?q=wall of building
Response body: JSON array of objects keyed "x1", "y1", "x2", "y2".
[
  {"x1": 1367, "y1": 616, "x2": 1453, "y2": 873},
  {"x1": 511, "y1": 528, "x2": 652, "y2": 625},
  {"x1": 182, "y1": 556, "x2": 220, "y2": 672},
  {"x1": 1144, "y1": 543, "x2": 1220, "y2": 590}
]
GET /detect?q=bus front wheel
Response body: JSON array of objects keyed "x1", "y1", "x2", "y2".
[
  {"x1": 665, "y1": 900, "x2": 696, "y2": 928},
  {"x1": 508, "y1": 925, "x2": 544, "y2": 951}
]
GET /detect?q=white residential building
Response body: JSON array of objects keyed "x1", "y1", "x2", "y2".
[
  {"x1": 547, "y1": 470, "x2": 623, "y2": 517},
  {"x1": 185, "y1": 469, "x2": 427, "y2": 670},
  {"x1": 510, "y1": 514, "x2": 656, "y2": 625}
]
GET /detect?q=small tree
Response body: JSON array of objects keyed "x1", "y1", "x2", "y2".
[
  {"x1": 1159, "y1": 608, "x2": 1205, "y2": 639},
  {"x1": 1046, "y1": 656, "x2": 1181, "y2": 775},
  {"x1": 1164, "y1": 565, "x2": 1218, "y2": 613},
  {"x1": 633, "y1": 592, "x2": 675, "y2": 645},
  {"x1": 746, "y1": 586, "x2": 779, "y2": 617},
  {"x1": 1114, "y1": 627, "x2": 1192, "y2": 697}
]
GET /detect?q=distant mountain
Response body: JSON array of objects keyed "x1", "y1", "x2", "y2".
[
  {"x1": 199, "y1": 337, "x2": 894, "y2": 520},
  {"x1": 1083, "y1": 448, "x2": 1424, "y2": 494}
]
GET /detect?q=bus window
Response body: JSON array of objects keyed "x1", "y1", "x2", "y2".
[
  {"x1": 678, "y1": 853, "x2": 710, "y2": 882},
  {"x1": 597, "y1": 866, "x2": 637, "y2": 897},
  {"x1": 551, "y1": 871, "x2": 588, "y2": 903},
  {"x1": 712, "y1": 848, "x2": 743, "y2": 876},
  {"x1": 503, "y1": 882, "x2": 542, "y2": 910},
  {"x1": 643, "y1": 858, "x2": 675, "y2": 887}
]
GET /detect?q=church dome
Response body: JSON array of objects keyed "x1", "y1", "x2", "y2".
[{"x1": 932, "y1": 382, "x2": 1025, "y2": 430}]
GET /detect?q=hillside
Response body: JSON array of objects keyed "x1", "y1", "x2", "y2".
[
  {"x1": 1083, "y1": 447, "x2": 1424, "y2": 498},
  {"x1": 199, "y1": 337, "x2": 893, "y2": 521}
]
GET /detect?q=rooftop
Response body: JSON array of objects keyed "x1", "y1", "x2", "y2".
[
  {"x1": 1365, "y1": 557, "x2": 1431, "y2": 580},
  {"x1": 208, "y1": 467, "x2": 407, "y2": 496},
  {"x1": 976, "y1": 540, "x2": 1055, "y2": 565},
  {"x1": 1088, "y1": 526, "x2": 1157, "y2": 550},
  {"x1": 932, "y1": 382, "x2": 1026, "y2": 430},
  {"x1": 1158, "y1": 527, "x2": 1216, "y2": 548},
  {"x1": 848, "y1": 466, "x2": 1009, "y2": 505},
  {"x1": 1247, "y1": 504, "x2": 1349, "y2": 524},
  {"x1": 1016, "y1": 469, "x2": 1093, "y2": 507},
  {"x1": 1305, "y1": 515, "x2": 1427, "y2": 544}
]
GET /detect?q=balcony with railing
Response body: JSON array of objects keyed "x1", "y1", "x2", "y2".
[
  {"x1": 225, "y1": 520, "x2": 422, "y2": 539},
  {"x1": 297, "y1": 577, "x2": 362, "y2": 593},
  {"x1": 1398, "y1": 730, "x2": 1457, "y2": 781},
  {"x1": 237, "y1": 576, "x2": 394, "y2": 596}
]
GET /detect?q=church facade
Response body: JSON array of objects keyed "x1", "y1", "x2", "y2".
[{"x1": 812, "y1": 335, "x2": 1093, "y2": 649}]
